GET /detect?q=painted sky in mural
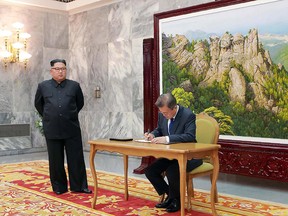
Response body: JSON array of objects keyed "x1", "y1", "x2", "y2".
[{"x1": 161, "y1": 0, "x2": 288, "y2": 66}]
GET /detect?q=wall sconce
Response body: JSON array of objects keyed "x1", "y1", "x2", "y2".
[
  {"x1": 95, "y1": 87, "x2": 101, "y2": 98},
  {"x1": 0, "y1": 22, "x2": 32, "y2": 68}
]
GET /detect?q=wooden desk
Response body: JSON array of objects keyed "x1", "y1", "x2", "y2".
[{"x1": 89, "y1": 139, "x2": 220, "y2": 216}]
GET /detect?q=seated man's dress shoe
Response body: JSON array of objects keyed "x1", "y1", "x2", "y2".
[
  {"x1": 166, "y1": 198, "x2": 180, "y2": 213},
  {"x1": 71, "y1": 188, "x2": 92, "y2": 194},
  {"x1": 155, "y1": 196, "x2": 172, "y2": 208}
]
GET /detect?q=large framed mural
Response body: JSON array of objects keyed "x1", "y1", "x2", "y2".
[
  {"x1": 140, "y1": 0, "x2": 288, "y2": 181},
  {"x1": 156, "y1": 0, "x2": 288, "y2": 142}
]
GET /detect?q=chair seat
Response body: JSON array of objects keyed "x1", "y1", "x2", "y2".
[{"x1": 188, "y1": 162, "x2": 214, "y2": 174}]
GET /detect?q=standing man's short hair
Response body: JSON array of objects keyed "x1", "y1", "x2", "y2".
[{"x1": 50, "y1": 59, "x2": 66, "y2": 67}]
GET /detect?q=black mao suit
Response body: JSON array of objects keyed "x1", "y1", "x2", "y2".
[
  {"x1": 34, "y1": 78, "x2": 88, "y2": 193},
  {"x1": 145, "y1": 105, "x2": 203, "y2": 199}
]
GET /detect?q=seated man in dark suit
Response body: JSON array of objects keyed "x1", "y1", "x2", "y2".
[{"x1": 144, "y1": 93, "x2": 202, "y2": 213}]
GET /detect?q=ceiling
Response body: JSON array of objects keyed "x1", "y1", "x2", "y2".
[{"x1": 1, "y1": 0, "x2": 120, "y2": 14}]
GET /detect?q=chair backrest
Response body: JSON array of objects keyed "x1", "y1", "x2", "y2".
[{"x1": 196, "y1": 112, "x2": 220, "y2": 144}]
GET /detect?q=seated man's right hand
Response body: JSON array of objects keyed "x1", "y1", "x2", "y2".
[{"x1": 144, "y1": 133, "x2": 154, "y2": 141}]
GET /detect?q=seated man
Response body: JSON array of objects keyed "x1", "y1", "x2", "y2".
[{"x1": 144, "y1": 93, "x2": 203, "y2": 213}]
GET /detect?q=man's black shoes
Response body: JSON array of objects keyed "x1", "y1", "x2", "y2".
[
  {"x1": 55, "y1": 188, "x2": 92, "y2": 194},
  {"x1": 54, "y1": 190, "x2": 68, "y2": 195},
  {"x1": 166, "y1": 198, "x2": 180, "y2": 213},
  {"x1": 155, "y1": 196, "x2": 172, "y2": 208},
  {"x1": 80, "y1": 188, "x2": 92, "y2": 194},
  {"x1": 71, "y1": 188, "x2": 92, "y2": 194}
]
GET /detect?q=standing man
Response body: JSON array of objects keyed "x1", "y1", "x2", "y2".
[
  {"x1": 144, "y1": 93, "x2": 202, "y2": 213},
  {"x1": 34, "y1": 59, "x2": 91, "y2": 195}
]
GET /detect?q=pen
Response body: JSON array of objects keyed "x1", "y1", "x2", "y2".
[{"x1": 145, "y1": 129, "x2": 150, "y2": 141}]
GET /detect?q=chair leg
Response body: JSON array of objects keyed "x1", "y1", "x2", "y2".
[
  {"x1": 210, "y1": 173, "x2": 218, "y2": 203},
  {"x1": 191, "y1": 180, "x2": 195, "y2": 198},
  {"x1": 215, "y1": 186, "x2": 218, "y2": 203},
  {"x1": 159, "y1": 193, "x2": 165, "y2": 203},
  {"x1": 159, "y1": 172, "x2": 166, "y2": 203},
  {"x1": 186, "y1": 176, "x2": 194, "y2": 211}
]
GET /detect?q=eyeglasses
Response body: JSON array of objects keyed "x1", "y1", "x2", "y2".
[
  {"x1": 51, "y1": 67, "x2": 67, "y2": 71},
  {"x1": 159, "y1": 106, "x2": 175, "y2": 116}
]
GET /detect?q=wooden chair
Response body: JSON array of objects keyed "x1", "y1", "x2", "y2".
[{"x1": 186, "y1": 112, "x2": 220, "y2": 210}]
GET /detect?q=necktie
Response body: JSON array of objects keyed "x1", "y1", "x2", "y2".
[{"x1": 169, "y1": 118, "x2": 174, "y2": 135}]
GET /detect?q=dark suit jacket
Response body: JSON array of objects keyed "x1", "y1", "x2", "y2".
[
  {"x1": 34, "y1": 79, "x2": 84, "y2": 139},
  {"x1": 151, "y1": 105, "x2": 196, "y2": 143}
]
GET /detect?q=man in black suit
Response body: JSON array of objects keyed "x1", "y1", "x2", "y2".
[
  {"x1": 34, "y1": 59, "x2": 91, "y2": 195},
  {"x1": 144, "y1": 93, "x2": 202, "y2": 213}
]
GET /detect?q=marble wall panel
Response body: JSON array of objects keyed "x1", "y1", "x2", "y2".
[
  {"x1": 132, "y1": 111, "x2": 144, "y2": 138},
  {"x1": 86, "y1": 7, "x2": 109, "y2": 46},
  {"x1": 44, "y1": 13, "x2": 69, "y2": 49},
  {"x1": 0, "y1": 65, "x2": 13, "y2": 79},
  {"x1": 131, "y1": 38, "x2": 144, "y2": 113},
  {"x1": 0, "y1": 5, "x2": 35, "y2": 31},
  {"x1": 69, "y1": 53, "x2": 89, "y2": 121},
  {"x1": 158, "y1": 0, "x2": 213, "y2": 12},
  {"x1": 0, "y1": 137, "x2": 31, "y2": 151},
  {"x1": 13, "y1": 73, "x2": 33, "y2": 112},
  {"x1": 78, "y1": 111, "x2": 89, "y2": 150},
  {"x1": 87, "y1": 110, "x2": 110, "y2": 140},
  {"x1": 11, "y1": 112, "x2": 31, "y2": 124},
  {"x1": 69, "y1": 12, "x2": 89, "y2": 113},
  {"x1": 131, "y1": 0, "x2": 159, "y2": 39},
  {"x1": 69, "y1": 12, "x2": 90, "y2": 114},
  {"x1": 131, "y1": 38, "x2": 143, "y2": 77},
  {"x1": 108, "y1": 112, "x2": 133, "y2": 138},
  {"x1": 28, "y1": 11, "x2": 46, "y2": 89},
  {"x1": 0, "y1": 113, "x2": 14, "y2": 124},
  {"x1": 86, "y1": 44, "x2": 109, "y2": 112},
  {"x1": 107, "y1": 40, "x2": 132, "y2": 112},
  {"x1": 69, "y1": 47, "x2": 88, "y2": 86},
  {"x1": 0, "y1": 81, "x2": 12, "y2": 113},
  {"x1": 69, "y1": 11, "x2": 88, "y2": 50},
  {"x1": 132, "y1": 75, "x2": 143, "y2": 114},
  {"x1": 108, "y1": 0, "x2": 132, "y2": 42},
  {"x1": 87, "y1": 44, "x2": 109, "y2": 87},
  {"x1": 31, "y1": 132, "x2": 46, "y2": 148}
]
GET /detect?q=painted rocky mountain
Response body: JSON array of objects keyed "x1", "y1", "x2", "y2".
[{"x1": 162, "y1": 29, "x2": 281, "y2": 113}]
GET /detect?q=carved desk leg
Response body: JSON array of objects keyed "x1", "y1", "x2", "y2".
[
  {"x1": 178, "y1": 154, "x2": 187, "y2": 216},
  {"x1": 123, "y1": 154, "x2": 129, "y2": 200},
  {"x1": 89, "y1": 145, "x2": 98, "y2": 209}
]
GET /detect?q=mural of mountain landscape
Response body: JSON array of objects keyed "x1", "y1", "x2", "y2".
[{"x1": 160, "y1": 0, "x2": 288, "y2": 139}]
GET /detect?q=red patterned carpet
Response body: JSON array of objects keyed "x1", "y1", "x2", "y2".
[{"x1": 0, "y1": 161, "x2": 287, "y2": 215}]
